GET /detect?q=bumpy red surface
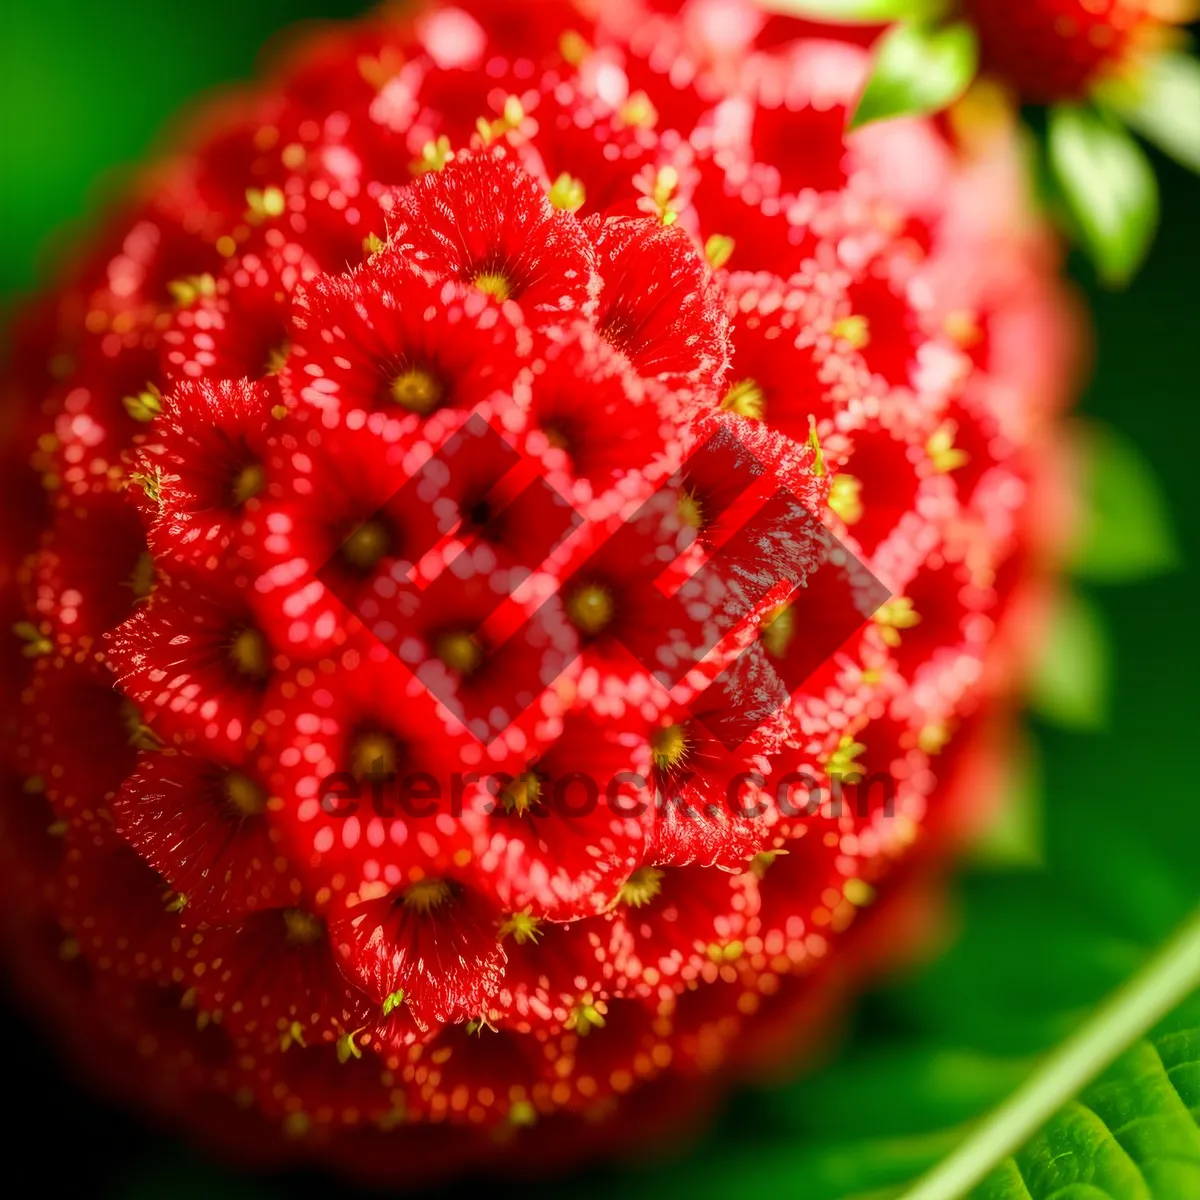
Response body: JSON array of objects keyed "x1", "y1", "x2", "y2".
[{"x1": 0, "y1": 0, "x2": 1076, "y2": 1183}]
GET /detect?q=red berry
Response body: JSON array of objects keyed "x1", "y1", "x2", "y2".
[{"x1": 0, "y1": 0, "x2": 1077, "y2": 1179}]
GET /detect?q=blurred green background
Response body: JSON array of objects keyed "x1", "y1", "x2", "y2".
[{"x1": 2, "y1": 2, "x2": 1198, "y2": 1196}]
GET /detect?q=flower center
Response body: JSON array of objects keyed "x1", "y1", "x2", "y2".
[
  {"x1": 127, "y1": 551, "x2": 156, "y2": 601},
  {"x1": 760, "y1": 603, "x2": 796, "y2": 659},
  {"x1": 501, "y1": 771, "x2": 541, "y2": 816},
  {"x1": 472, "y1": 270, "x2": 512, "y2": 302},
  {"x1": 265, "y1": 341, "x2": 290, "y2": 376},
  {"x1": 721, "y1": 378, "x2": 765, "y2": 420},
  {"x1": 351, "y1": 731, "x2": 399, "y2": 780},
  {"x1": 676, "y1": 490, "x2": 704, "y2": 530},
  {"x1": 651, "y1": 723, "x2": 689, "y2": 769},
  {"x1": 436, "y1": 630, "x2": 483, "y2": 675},
  {"x1": 401, "y1": 878, "x2": 453, "y2": 914},
  {"x1": 498, "y1": 910, "x2": 543, "y2": 945},
  {"x1": 566, "y1": 583, "x2": 614, "y2": 636},
  {"x1": 229, "y1": 627, "x2": 269, "y2": 679},
  {"x1": 618, "y1": 866, "x2": 664, "y2": 908},
  {"x1": 340, "y1": 519, "x2": 391, "y2": 572},
  {"x1": 283, "y1": 909, "x2": 324, "y2": 945},
  {"x1": 231, "y1": 461, "x2": 265, "y2": 505},
  {"x1": 224, "y1": 770, "x2": 266, "y2": 817},
  {"x1": 391, "y1": 366, "x2": 443, "y2": 414},
  {"x1": 541, "y1": 421, "x2": 571, "y2": 452}
]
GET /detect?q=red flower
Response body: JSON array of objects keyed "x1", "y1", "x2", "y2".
[
  {"x1": 382, "y1": 150, "x2": 600, "y2": 322},
  {"x1": 0, "y1": 0, "x2": 1076, "y2": 1181},
  {"x1": 965, "y1": 0, "x2": 1161, "y2": 102}
]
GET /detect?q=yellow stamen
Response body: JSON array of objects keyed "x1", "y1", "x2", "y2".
[
  {"x1": 542, "y1": 422, "x2": 571, "y2": 451},
  {"x1": 382, "y1": 989, "x2": 405, "y2": 1016},
  {"x1": 283, "y1": 909, "x2": 323, "y2": 945},
  {"x1": 363, "y1": 232, "x2": 386, "y2": 257},
  {"x1": 808, "y1": 415, "x2": 827, "y2": 477},
  {"x1": 843, "y1": 878, "x2": 876, "y2": 907},
  {"x1": 166, "y1": 273, "x2": 217, "y2": 308},
  {"x1": 721, "y1": 378, "x2": 764, "y2": 420},
  {"x1": 677, "y1": 490, "x2": 704, "y2": 530},
  {"x1": 436, "y1": 631, "x2": 483, "y2": 675},
  {"x1": 402, "y1": 878, "x2": 453, "y2": 914},
  {"x1": 472, "y1": 270, "x2": 512, "y2": 302},
  {"x1": 244, "y1": 186, "x2": 286, "y2": 223},
  {"x1": 351, "y1": 731, "x2": 398, "y2": 780},
  {"x1": 829, "y1": 473, "x2": 863, "y2": 524},
  {"x1": 508, "y1": 1099, "x2": 538, "y2": 1127},
  {"x1": 760, "y1": 604, "x2": 796, "y2": 659},
  {"x1": 566, "y1": 995, "x2": 607, "y2": 1036},
  {"x1": 498, "y1": 910, "x2": 543, "y2": 946},
  {"x1": 943, "y1": 310, "x2": 982, "y2": 348},
  {"x1": 336, "y1": 1028, "x2": 365, "y2": 1063},
  {"x1": 619, "y1": 91, "x2": 657, "y2": 129},
  {"x1": 501, "y1": 771, "x2": 541, "y2": 816},
  {"x1": 566, "y1": 583, "x2": 614, "y2": 635},
  {"x1": 927, "y1": 421, "x2": 969, "y2": 473},
  {"x1": 707, "y1": 940, "x2": 744, "y2": 963},
  {"x1": 918, "y1": 723, "x2": 951, "y2": 755},
  {"x1": 224, "y1": 771, "x2": 266, "y2": 817},
  {"x1": 618, "y1": 866, "x2": 664, "y2": 908},
  {"x1": 548, "y1": 172, "x2": 586, "y2": 213},
  {"x1": 279, "y1": 1020, "x2": 307, "y2": 1052},
  {"x1": 704, "y1": 234, "x2": 735, "y2": 271},
  {"x1": 828, "y1": 735, "x2": 867, "y2": 779},
  {"x1": 391, "y1": 366, "x2": 443, "y2": 414},
  {"x1": 340, "y1": 519, "x2": 391, "y2": 571},
  {"x1": 121, "y1": 701, "x2": 163, "y2": 751},
  {"x1": 264, "y1": 342, "x2": 290, "y2": 376},
  {"x1": 13, "y1": 621, "x2": 53, "y2": 658},
  {"x1": 649, "y1": 164, "x2": 678, "y2": 224},
  {"x1": 651, "y1": 723, "x2": 689, "y2": 770},
  {"x1": 476, "y1": 94, "x2": 526, "y2": 146},
  {"x1": 874, "y1": 597, "x2": 920, "y2": 648},
  {"x1": 231, "y1": 462, "x2": 266, "y2": 505},
  {"x1": 122, "y1": 384, "x2": 163, "y2": 424},
  {"x1": 229, "y1": 628, "x2": 269, "y2": 679},
  {"x1": 559, "y1": 30, "x2": 590, "y2": 65},
  {"x1": 832, "y1": 314, "x2": 871, "y2": 350},
  {"x1": 410, "y1": 135, "x2": 455, "y2": 176}
]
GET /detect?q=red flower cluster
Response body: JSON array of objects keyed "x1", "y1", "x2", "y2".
[{"x1": 0, "y1": 0, "x2": 1076, "y2": 1182}]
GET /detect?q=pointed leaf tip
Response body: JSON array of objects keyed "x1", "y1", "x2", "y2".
[
  {"x1": 1048, "y1": 103, "x2": 1159, "y2": 288},
  {"x1": 849, "y1": 20, "x2": 978, "y2": 130},
  {"x1": 1100, "y1": 50, "x2": 1200, "y2": 177}
]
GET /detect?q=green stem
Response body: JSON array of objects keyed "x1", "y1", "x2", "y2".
[{"x1": 900, "y1": 904, "x2": 1200, "y2": 1200}]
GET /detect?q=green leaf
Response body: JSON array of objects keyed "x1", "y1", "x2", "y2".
[
  {"x1": 1026, "y1": 589, "x2": 1111, "y2": 730},
  {"x1": 1047, "y1": 104, "x2": 1160, "y2": 287},
  {"x1": 848, "y1": 20, "x2": 978, "y2": 130},
  {"x1": 758, "y1": 0, "x2": 949, "y2": 23},
  {"x1": 1100, "y1": 51, "x2": 1200, "y2": 176},
  {"x1": 904, "y1": 912, "x2": 1200, "y2": 1199},
  {"x1": 1069, "y1": 422, "x2": 1179, "y2": 582}
]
